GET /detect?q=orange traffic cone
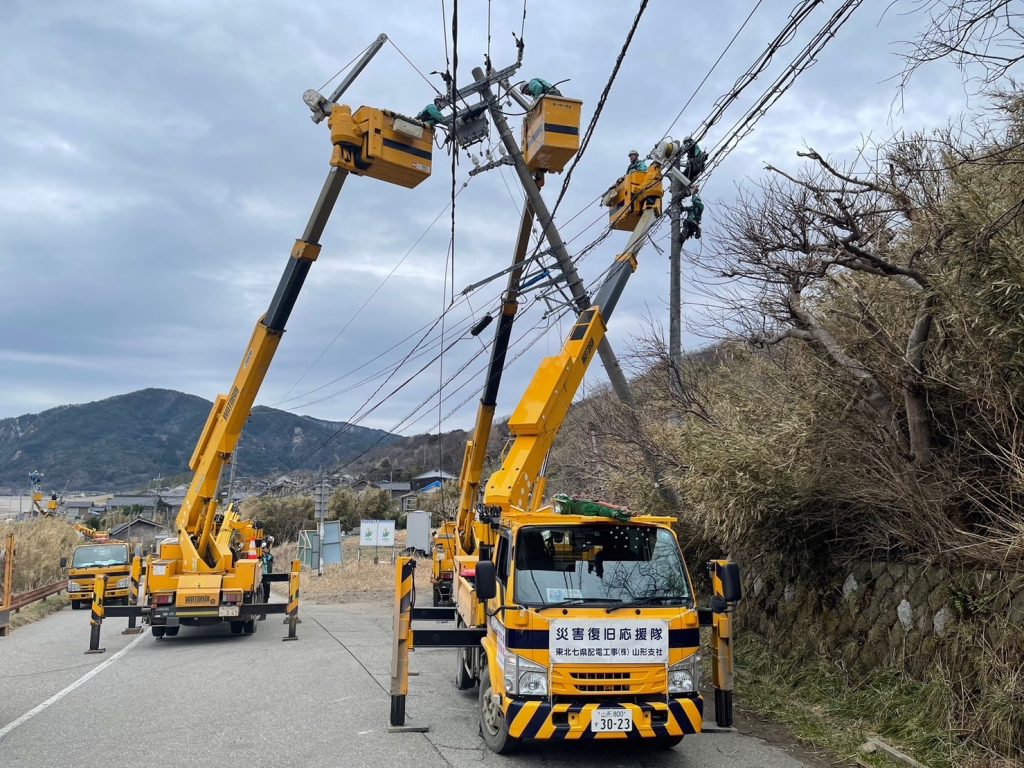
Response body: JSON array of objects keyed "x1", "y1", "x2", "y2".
[{"x1": 246, "y1": 538, "x2": 258, "y2": 559}]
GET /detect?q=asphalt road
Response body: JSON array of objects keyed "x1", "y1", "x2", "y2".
[{"x1": 0, "y1": 601, "x2": 817, "y2": 768}]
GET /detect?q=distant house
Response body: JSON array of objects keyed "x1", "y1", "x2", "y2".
[
  {"x1": 412, "y1": 470, "x2": 455, "y2": 492},
  {"x1": 398, "y1": 492, "x2": 418, "y2": 512},
  {"x1": 63, "y1": 499, "x2": 102, "y2": 521},
  {"x1": 262, "y1": 477, "x2": 299, "y2": 498},
  {"x1": 109, "y1": 517, "x2": 171, "y2": 551},
  {"x1": 376, "y1": 481, "x2": 412, "y2": 501},
  {"x1": 107, "y1": 494, "x2": 177, "y2": 525}
]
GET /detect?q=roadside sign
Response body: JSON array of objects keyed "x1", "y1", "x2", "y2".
[{"x1": 359, "y1": 519, "x2": 395, "y2": 546}]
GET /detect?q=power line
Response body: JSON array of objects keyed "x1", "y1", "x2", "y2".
[
  {"x1": 274, "y1": 183, "x2": 470, "y2": 407},
  {"x1": 662, "y1": 0, "x2": 767, "y2": 138},
  {"x1": 548, "y1": 0, "x2": 652, "y2": 224},
  {"x1": 287, "y1": 0, "x2": 859, "y2": 471}
]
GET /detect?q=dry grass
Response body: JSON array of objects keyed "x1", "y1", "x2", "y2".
[
  {"x1": 271, "y1": 532, "x2": 430, "y2": 605},
  {"x1": 738, "y1": 633, "x2": 1022, "y2": 768},
  {"x1": 0, "y1": 518, "x2": 79, "y2": 596},
  {"x1": 10, "y1": 593, "x2": 70, "y2": 628}
]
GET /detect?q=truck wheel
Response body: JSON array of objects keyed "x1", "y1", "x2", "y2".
[
  {"x1": 151, "y1": 626, "x2": 166, "y2": 638},
  {"x1": 230, "y1": 621, "x2": 244, "y2": 635},
  {"x1": 71, "y1": 599, "x2": 82, "y2": 610},
  {"x1": 242, "y1": 618, "x2": 257, "y2": 635},
  {"x1": 479, "y1": 663, "x2": 519, "y2": 754},
  {"x1": 454, "y1": 618, "x2": 475, "y2": 690}
]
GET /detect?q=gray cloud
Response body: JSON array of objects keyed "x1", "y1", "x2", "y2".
[{"x1": 1, "y1": 1, "x2": 969, "y2": 443}]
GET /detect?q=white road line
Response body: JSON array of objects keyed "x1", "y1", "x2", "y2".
[{"x1": 0, "y1": 631, "x2": 147, "y2": 741}]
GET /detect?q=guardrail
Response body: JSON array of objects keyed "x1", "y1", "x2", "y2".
[
  {"x1": 8, "y1": 580, "x2": 66, "y2": 611},
  {"x1": 0, "y1": 580, "x2": 66, "y2": 637}
]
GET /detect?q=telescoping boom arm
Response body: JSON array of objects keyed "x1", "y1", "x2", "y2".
[
  {"x1": 174, "y1": 44, "x2": 435, "y2": 575},
  {"x1": 483, "y1": 168, "x2": 666, "y2": 517}
]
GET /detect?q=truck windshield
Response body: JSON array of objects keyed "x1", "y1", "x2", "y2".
[
  {"x1": 72, "y1": 545, "x2": 129, "y2": 569},
  {"x1": 513, "y1": 525, "x2": 691, "y2": 606}
]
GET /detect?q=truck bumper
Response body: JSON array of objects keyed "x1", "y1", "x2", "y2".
[
  {"x1": 72, "y1": 589, "x2": 129, "y2": 603},
  {"x1": 504, "y1": 696, "x2": 703, "y2": 741},
  {"x1": 149, "y1": 602, "x2": 288, "y2": 626}
]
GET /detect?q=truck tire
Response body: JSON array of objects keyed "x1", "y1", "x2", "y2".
[
  {"x1": 454, "y1": 617, "x2": 475, "y2": 690},
  {"x1": 242, "y1": 617, "x2": 257, "y2": 635},
  {"x1": 479, "y1": 662, "x2": 519, "y2": 754},
  {"x1": 230, "y1": 621, "x2": 244, "y2": 635},
  {"x1": 151, "y1": 626, "x2": 166, "y2": 638},
  {"x1": 164, "y1": 626, "x2": 180, "y2": 637}
]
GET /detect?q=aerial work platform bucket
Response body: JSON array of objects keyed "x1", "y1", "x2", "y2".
[
  {"x1": 522, "y1": 95, "x2": 583, "y2": 173},
  {"x1": 603, "y1": 167, "x2": 665, "y2": 231},
  {"x1": 330, "y1": 105, "x2": 434, "y2": 189}
]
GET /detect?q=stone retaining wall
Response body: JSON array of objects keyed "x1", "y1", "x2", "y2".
[{"x1": 737, "y1": 559, "x2": 1024, "y2": 681}]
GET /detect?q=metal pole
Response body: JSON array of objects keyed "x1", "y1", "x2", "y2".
[
  {"x1": 668, "y1": 173, "x2": 684, "y2": 399},
  {"x1": 2, "y1": 533, "x2": 13, "y2": 609},
  {"x1": 317, "y1": 472, "x2": 325, "y2": 577},
  {"x1": 304, "y1": 33, "x2": 389, "y2": 123}
]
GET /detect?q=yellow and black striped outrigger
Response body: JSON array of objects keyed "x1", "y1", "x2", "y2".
[{"x1": 389, "y1": 556, "x2": 488, "y2": 731}]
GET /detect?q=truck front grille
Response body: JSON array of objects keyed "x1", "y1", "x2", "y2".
[{"x1": 551, "y1": 666, "x2": 667, "y2": 696}]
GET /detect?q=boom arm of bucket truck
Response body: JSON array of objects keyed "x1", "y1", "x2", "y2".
[{"x1": 138, "y1": 37, "x2": 436, "y2": 637}]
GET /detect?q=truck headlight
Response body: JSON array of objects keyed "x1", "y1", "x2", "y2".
[
  {"x1": 68, "y1": 581, "x2": 81, "y2": 591},
  {"x1": 669, "y1": 653, "x2": 701, "y2": 694},
  {"x1": 502, "y1": 653, "x2": 548, "y2": 696},
  {"x1": 115, "y1": 578, "x2": 130, "y2": 589}
]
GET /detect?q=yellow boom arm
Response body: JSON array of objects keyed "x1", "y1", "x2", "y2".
[
  {"x1": 174, "y1": 102, "x2": 433, "y2": 573},
  {"x1": 484, "y1": 168, "x2": 664, "y2": 516}
]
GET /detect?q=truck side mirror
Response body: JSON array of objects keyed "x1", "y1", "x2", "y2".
[
  {"x1": 59, "y1": 556, "x2": 68, "y2": 570},
  {"x1": 715, "y1": 561, "x2": 742, "y2": 603},
  {"x1": 475, "y1": 560, "x2": 496, "y2": 601}
]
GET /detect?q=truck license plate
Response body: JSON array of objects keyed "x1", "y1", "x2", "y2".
[
  {"x1": 591, "y1": 708, "x2": 632, "y2": 732},
  {"x1": 218, "y1": 605, "x2": 240, "y2": 617}
]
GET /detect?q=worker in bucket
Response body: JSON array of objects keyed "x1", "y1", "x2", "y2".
[
  {"x1": 520, "y1": 77, "x2": 561, "y2": 99},
  {"x1": 626, "y1": 149, "x2": 647, "y2": 173},
  {"x1": 416, "y1": 97, "x2": 446, "y2": 127}
]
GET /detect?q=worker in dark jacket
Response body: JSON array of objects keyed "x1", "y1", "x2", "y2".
[
  {"x1": 626, "y1": 149, "x2": 647, "y2": 173},
  {"x1": 681, "y1": 136, "x2": 705, "y2": 186},
  {"x1": 682, "y1": 186, "x2": 704, "y2": 241},
  {"x1": 520, "y1": 77, "x2": 561, "y2": 99}
]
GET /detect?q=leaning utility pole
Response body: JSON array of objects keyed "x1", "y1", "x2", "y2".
[
  {"x1": 469, "y1": 65, "x2": 679, "y2": 511},
  {"x1": 471, "y1": 67, "x2": 637, "y2": 410}
]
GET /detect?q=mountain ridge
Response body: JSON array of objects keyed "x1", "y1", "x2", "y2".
[{"x1": 0, "y1": 388, "x2": 398, "y2": 489}]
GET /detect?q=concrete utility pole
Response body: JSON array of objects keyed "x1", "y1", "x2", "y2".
[
  {"x1": 472, "y1": 66, "x2": 680, "y2": 511},
  {"x1": 668, "y1": 173, "x2": 685, "y2": 399},
  {"x1": 472, "y1": 67, "x2": 635, "y2": 407}
]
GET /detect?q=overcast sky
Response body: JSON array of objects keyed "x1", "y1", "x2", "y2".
[{"x1": 0, "y1": 1, "x2": 972, "y2": 441}]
